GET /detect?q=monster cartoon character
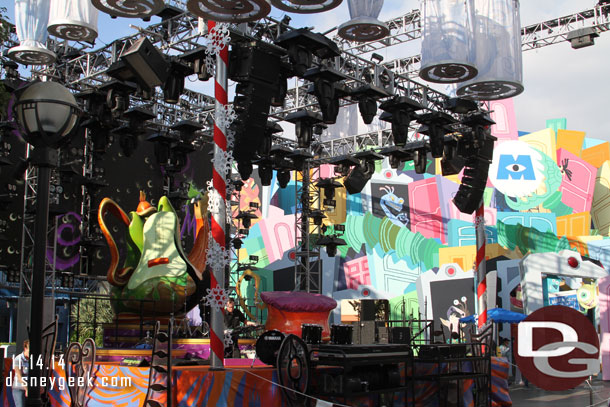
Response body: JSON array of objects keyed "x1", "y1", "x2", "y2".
[
  {"x1": 440, "y1": 296, "x2": 469, "y2": 341},
  {"x1": 379, "y1": 186, "x2": 409, "y2": 227},
  {"x1": 490, "y1": 141, "x2": 573, "y2": 215}
]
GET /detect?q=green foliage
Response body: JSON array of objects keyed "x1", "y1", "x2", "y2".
[{"x1": 70, "y1": 297, "x2": 115, "y2": 348}]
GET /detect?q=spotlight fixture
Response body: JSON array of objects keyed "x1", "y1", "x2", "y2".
[
  {"x1": 238, "y1": 160, "x2": 254, "y2": 181},
  {"x1": 171, "y1": 120, "x2": 203, "y2": 144},
  {"x1": 343, "y1": 160, "x2": 376, "y2": 195},
  {"x1": 112, "y1": 107, "x2": 155, "y2": 157},
  {"x1": 231, "y1": 178, "x2": 245, "y2": 192},
  {"x1": 444, "y1": 97, "x2": 479, "y2": 115},
  {"x1": 180, "y1": 47, "x2": 213, "y2": 82},
  {"x1": 277, "y1": 170, "x2": 291, "y2": 189},
  {"x1": 147, "y1": 131, "x2": 178, "y2": 165},
  {"x1": 316, "y1": 234, "x2": 347, "y2": 257},
  {"x1": 232, "y1": 238, "x2": 243, "y2": 250},
  {"x1": 567, "y1": 27, "x2": 599, "y2": 49},
  {"x1": 413, "y1": 145, "x2": 429, "y2": 174},
  {"x1": 379, "y1": 145, "x2": 414, "y2": 170},
  {"x1": 416, "y1": 112, "x2": 456, "y2": 158},
  {"x1": 379, "y1": 97, "x2": 424, "y2": 146},
  {"x1": 258, "y1": 164, "x2": 273, "y2": 186},
  {"x1": 309, "y1": 209, "x2": 327, "y2": 226},
  {"x1": 316, "y1": 178, "x2": 343, "y2": 202},
  {"x1": 275, "y1": 28, "x2": 341, "y2": 78},
  {"x1": 329, "y1": 155, "x2": 360, "y2": 177},
  {"x1": 285, "y1": 110, "x2": 324, "y2": 149},
  {"x1": 350, "y1": 84, "x2": 389, "y2": 125},
  {"x1": 287, "y1": 149, "x2": 314, "y2": 171},
  {"x1": 99, "y1": 80, "x2": 137, "y2": 119},
  {"x1": 163, "y1": 60, "x2": 191, "y2": 104},
  {"x1": 236, "y1": 210, "x2": 258, "y2": 229},
  {"x1": 304, "y1": 66, "x2": 348, "y2": 124},
  {"x1": 259, "y1": 122, "x2": 284, "y2": 158}
]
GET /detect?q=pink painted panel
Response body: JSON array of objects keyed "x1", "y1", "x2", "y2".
[
  {"x1": 449, "y1": 201, "x2": 497, "y2": 226},
  {"x1": 490, "y1": 99, "x2": 518, "y2": 142},
  {"x1": 319, "y1": 164, "x2": 336, "y2": 179},
  {"x1": 557, "y1": 148, "x2": 596, "y2": 213},
  {"x1": 258, "y1": 206, "x2": 296, "y2": 263},
  {"x1": 343, "y1": 256, "x2": 371, "y2": 290},
  {"x1": 599, "y1": 275, "x2": 610, "y2": 380},
  {"x1": 408, "y1": 178, "x2": 443, "y2": 240}
]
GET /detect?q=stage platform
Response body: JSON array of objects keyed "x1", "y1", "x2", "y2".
[{"x1": 0, "y1": 356, "x2": 511, "y2": 407}]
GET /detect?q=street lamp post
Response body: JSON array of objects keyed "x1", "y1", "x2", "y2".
[{"x1": 14, "y1": 81, "x2": 80, "y2": 407}]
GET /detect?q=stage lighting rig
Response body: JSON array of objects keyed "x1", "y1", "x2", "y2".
[
  {"x1": 304, "y1": 66, "x2": 349, "y2": 124},
  {"x1": 171, "y1": 120, "x2": 203, "y2": 144},
  {"x1": 277, "y1": 169, "x2": 291, "y2": 189},
  {"x1": 412, "y1": 143, "x2": 429, "y2": 174},
  {"x1": 444, "y1": 97, "x2": 479, "y2": 115},
  {"x1": 379, "y1": 97, "x2": 425, "y2": 147},
  {"x1": 379, "y1": 145, "x2": 415, "y2": 170},
  {"x1": 148, "y1": 131, "x2": 178, "y2": 166},
  {"x1": 350, "y1": 84, "x2": 390, "y2": 125},
  {"x1": 316, "y1": 178, "x2": 342, "y2": 208},
  {"x1": 416, "y1": 112, "x2": 457, "y2": 159},
  {"x1": 163, "y1": 60, "x2": 192, "y2": 104},
  {"x1": 99, "y1": 80, "x2": 137, "y2": 119},
  {"x1": 113, "y1": 107, "x2": 155, "y2": 157},
  {"x1": 258, "y1": 122, "x2": 284, "y2": 158},
  {"x1": 275, "y1": 28, "x2": 341, "y2": 78},
  {"x1": 316, "y1": 234, "x2": 347, "y2": 257},
  {"x1": 440, "y1": 137, "x2": 465, "y2": 176},
  {"x1": 287, "y1": 149, "x2": 314, "y2": 170},
  {"x1": 329, "y1": 155, "x2": 360, "y2": 177},
  {"x1": 180, "y1": 47, "x2": 213, "y2": 82},
  {"x1": 286, "y1": 110, "x2": 324, "y2": 149},
  {"x1": 343, "y1": 151, "x2": 383, "y2": 195},
  {"x1": 238, "y1": 160, "x2": 254, "y2": 181},
  {"x1": 236, "y1": 210, "x2": 258, "y2": 229},
  {"x1": 461, "y1": 112, "x2": 496, "y2": 153},
  {"x1": 309, "y1": 209, "x2": 326, "y2": 226}
]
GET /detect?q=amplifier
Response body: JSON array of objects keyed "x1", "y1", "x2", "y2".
[
  {"x1": 391, "y1": 327, "x2": 411, "y2": 344},
  {"x1": 353, "y1": 321, "x2": 375, "y2": 344}
]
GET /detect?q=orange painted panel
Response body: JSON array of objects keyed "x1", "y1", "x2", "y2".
[
  {"x1": 557, "y1": 129, "x2": 585, "y2": 157},
  {"x1": 582, "y1": 142, "x2": 610, "y2": 168}
]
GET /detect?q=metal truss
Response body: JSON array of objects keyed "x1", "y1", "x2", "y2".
[{"x1": 294, "y1": 161, "x2": 322, "y2": 294}]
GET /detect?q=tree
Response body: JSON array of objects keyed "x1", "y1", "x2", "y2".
[{"x1": 0, "y1": 6, "x2": 14, "y2": 121}]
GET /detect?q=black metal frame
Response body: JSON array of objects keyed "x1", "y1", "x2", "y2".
[
  {"x1": 64, "y1": 338, "x2": 96, "y2": 407},
  {"x1": 144, "y1": 319, "x2": 173, "y2": 407}
]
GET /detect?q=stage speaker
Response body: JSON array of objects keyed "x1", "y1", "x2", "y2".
[
  {"x1": 360, "y1": 299, "x2": 377, "y2": 321},
  {"x1": 391, "y1": 327, "x2": 411, "y2": 344},
  {"x1": 353, "y1": 321, "x2": 375, "y2": 345},
  {"x1": 377, "y1": 326, "x2": 389, "y2": 344},
  {"x1": 453, "y1": 156, "x2": 490, "y2": 214}
]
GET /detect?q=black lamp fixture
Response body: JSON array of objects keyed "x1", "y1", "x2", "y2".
[
  {"x1": 379, "y1": 97, "x2": 424, "y2": 147},
  {"x1": 258, "y1": 164, "x2": 273, "y2": 186},
  {"x1": 309, "y1": 209, "x2": 327, "y2": 226},
  {"x1": 276, "y1": 169, "x2": 291, "y2": 189},
  {"x1": 350, "y1": 84, "x2": 390, "y2": 124},
  {"x1": 440, "y1": 137, "x2": 465, "y2": 176},
  {"x1": 329, "y1": 155, "x2": 360, "y2": 177},
  {"x1": 416, "y1": 112, "x2": 456, "y2": 158},
  {"x1": 236, "y1": 210, "x2": 258, "y2": 229},
  {"x1": 113, "y1": 106, "x2": 155, "y2": 157},
  {"x1": 316, "y1": 234, "x2": 347, "y2": 257},
  {"x1": 121, "y1": 37, "x2": 170, "y2": 92},
  {"x1": 379, "y1": 145, "x2": 414, "y2": 170},
  {"x1": 316, "y1": 178, "x2": 343, "y2": 208},
  {"x1": 163, "y1": 60, "x2": 192, "y2": 104},
  {"x1": 343, "y1": 150, "x2": 383, "y2": 194},
  {"x1": 13, "y1": 81, "x2": 80, "y2": 407},
  {"x1": 286, "y1": 110, "x2": 324, "y2": 149},
  {"x1": 304, "y1": 66, "x2": 348, "y2": 124},
  {"x1": 275, "y1": 28, "x2": 341, "y2": 78}
]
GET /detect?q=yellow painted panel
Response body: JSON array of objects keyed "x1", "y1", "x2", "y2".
[
  {"x1": 592, "y1": 161, "x2": 610, "y2": 235},
  {"x1": 323, "y1": 179, "x2": 347, "y2": 225},
  {"x1": 439, "y1": 245, "x2": 476, "y2": 272},
  {"x1": 520, "y1": 129, "x2": 557, "y2": 164},
  {"x1": 582, "y1": 142, "x2": 610, "y2": 168},
  {"x1": 557, "y1": 129, "x2": 586, "y2": 157},
  {"x1": 556, "y1": 212, "x2": 591, "y2": 237}
]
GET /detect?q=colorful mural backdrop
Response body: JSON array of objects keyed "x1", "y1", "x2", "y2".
[{"x1": 235, "y1": 99, "x2": 610, "y2": 337}]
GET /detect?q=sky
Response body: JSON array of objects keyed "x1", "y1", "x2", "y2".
[{"x1": 4, "y1": 0, "x2": 610, "y2": 141}]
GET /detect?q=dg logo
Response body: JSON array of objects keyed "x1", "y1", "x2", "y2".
[{"x1": 514, "y1": 305, "x2": 600, "y2": 391}]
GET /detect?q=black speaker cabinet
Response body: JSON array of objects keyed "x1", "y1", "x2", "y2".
[{"x1": 391, "y1": 327, "x2": 411, "y2": 344}]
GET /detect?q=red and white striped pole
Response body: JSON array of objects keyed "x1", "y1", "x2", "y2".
[
  {"x1": 209, "y1": 20, "x2": 229, "y2": 370},
  {"x1": 475, "y1": 202, "x2": 487, "y2": 331}
]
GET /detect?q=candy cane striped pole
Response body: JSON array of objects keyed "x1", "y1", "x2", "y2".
[
  {"x1": 209, "y1": 20, "x2": 229, "y2": 370},
  {"x1": 475, "y1": 202, "x2": 487, "y2": 331}
]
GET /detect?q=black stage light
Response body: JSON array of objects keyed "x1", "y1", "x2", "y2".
[
  {"x1": 238, "y1": 160, "x2": 253, "y2": 181},
  {"x1": 232, "y1": 238, "x2": 243, "y2": 250},
  {"x1": 236, "y1": 211, "x2": 258, "y2": 229},
  {"x1": 416, "y1": 112, "x2": 456, "y2": 159},
  {"x1": 286, "y1": 149, "x2": 313, "y2": 171},
  {"x1": 444, "y1": 97, "x2": 479, "y2": 114},
  {"x1": 121, "y1": 37, "x2": 170, "y2": 90},
  {"x1": 316, "y1": 234, "x2": 346, "y2": 257},
  {"x1": 329, "y1": 155, "x2": 360, "y2": 177},
  {"x1": 258, "y1": 121, "x2": 283, "y2": 158},
  {"x1": 440, "y1": 137, "x2": 465, "y2": 176},
  {"x1": 285, "y1": 110, "x2": 323, "y2": 148},
  {"x1": 350, "y1": 84, "x2": 390, "y2": 125},
  {"x1": 171, "y1": 120, "x2": 203, "y2": 144},
  {"x1": 344, "y1": 161, "x2": 375, "y2": 195},
  {"x1": 163, "y1": 60, "x2": 191, "y2": 104},
  {"x1": 379, "y1": 145, "x2": 415, "y2": 170},
  {"x1": 309, "y1": 209, "x2": 326, "y2": 226},
  {"x1": 231, "y1": 178, "x2": 245, "y2": 192},
  {"x1": 277, "y1": 170, "x2": 291, "y2": 188},
  {"x1": 259, "y1": 165, "x2": 273, "y2": 186},
  {"x1": 316, "y1": 178, "x2": 343, "y2": 201},
  {"x1": 275, "y1": 28, "x2": 341, "y2": 77},
  {"x1": 304, "y1": 66, "x2": 348, "y2": 124},
  {"x1": 148, "y1": 131, "x2": 178, "y2": 165},
  {"x1": 379, "y1": 97, "x2": 425, "y2": 146},
  {"x1": 99, "y1": 80, "x2": 137, "y2": 119},
  {"x1": 413, "y1": 147, "x2": 428, "y2": 174},
  {"x1": 180, "y1": 47, "x2": 212, "y2": 82}
]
